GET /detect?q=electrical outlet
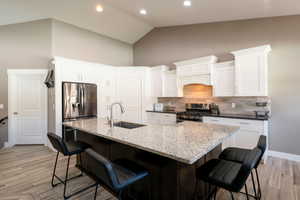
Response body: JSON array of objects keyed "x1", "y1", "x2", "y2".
[
  {"x1": 0, "y1": 104, "x2": 4, "y2": 109},
  {"x1": 231, "y1": 103, "x2": 236, "y2": 108}
]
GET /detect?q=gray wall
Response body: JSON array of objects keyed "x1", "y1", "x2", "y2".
[
  {"x1": 0, "y1": 19, "x2": 52, "y2": 146},
  {"x1": 52, "y1": 20, "x2": 133, "y2": 66},
  {"x1": 134, "y1": 15, "x2": 300, "y2": 155}
]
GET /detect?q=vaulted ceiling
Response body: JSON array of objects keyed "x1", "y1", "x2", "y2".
[
  {"x1": 0, "y1": 0, "x2": 153, "y2": 44},
  {"x1": 1, "y1": 0, "x2": 300, "y2": 44},
  {"x1": 108, "y1": 0, "x2": 300, "y2": 27}
]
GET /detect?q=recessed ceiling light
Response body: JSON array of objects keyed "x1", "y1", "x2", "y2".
[
  {"x1": 140, "y1": 9, "x2": 147, "y2": 15},
  {"x1": 183, "y1": 0, "x2": 192, "y2": 7},
  {"x1": 96, "y1": 5, "x2": 104, "y2": 12}
]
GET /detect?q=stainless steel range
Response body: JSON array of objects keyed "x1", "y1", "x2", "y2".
[{"x1": 177, "y1": 103, "x2": 212, "y2": 122}]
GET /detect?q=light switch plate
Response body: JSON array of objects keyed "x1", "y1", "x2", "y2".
[
  {"x1": 231, "y1": 103, "x2": 236, "y2": 108},
  {"x1": 0, "y1": 104, "x2": 4, "y2": 109}
]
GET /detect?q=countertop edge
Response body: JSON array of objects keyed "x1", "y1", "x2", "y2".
[
  {"x1": 147, "y1": 110, "x2": 269, "y2": 121},
  {"x1": 64, "y1": 122, "x2": 239, "y2": 165},
  {"x1": 64, "y1": 124, "x2": 193, "y2": 164}
]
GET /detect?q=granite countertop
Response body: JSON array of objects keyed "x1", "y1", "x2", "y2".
[
  {"x1": 63, "y1": 118, "x2": 239, "y2": 165},
  {"x1": 147, "y1": 110, "x2": 269, "y2": 121},
  {"x1": 146, "y1": 110, "x2": 185, "y2": 114},
  {"x1": 202, "y1": 113, "x2": 269, "y2": 121}
]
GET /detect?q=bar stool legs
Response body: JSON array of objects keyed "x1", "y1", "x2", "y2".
[
  {"x1": 255, "y1": 168, "x2": 262, "y2": 199},
  {"x1": 118, "y1": 190, "x2": 123, "y2": 200},
  {"x1": 51, "y1": 152, "x2": 97, "y2": 199},
  {"x1": 251, "y1": 171, "x2": 258, "y2": 199},
  {"x1": 245, "y1": 184, "x2": 250, "y2": 200},
  {"x1": 94, "y1": 184, "x2": 99, "y2": 200},
  {"x1": 51, "y1": 152, "x2": 60, "y2": 187},
  {"x1": 63, "y1": 155, "x2": 71, "y2": 199},
  {"x1": 51, "y1": 152, "x2": 84, "y2": 188},
  {"x1": 230, "y1": 192, "x2": 235, "y2": 200}
]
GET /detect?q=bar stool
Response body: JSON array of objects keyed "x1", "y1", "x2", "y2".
[
  {"x1": 83, "y1": 148, "x2": 149, "y2": 200},
  {"x1": 219, "y1": 135, "x2": 267, "y2": 199},
  {"x1": 47, "y1": 133, "x2": 96, "y2": 200},
  {"x1": 195, "y1": 147, "x2": 262, "y2": 200}
]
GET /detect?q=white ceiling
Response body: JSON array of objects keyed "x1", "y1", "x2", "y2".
[
  {"x1": 1, "y1": 0, "x2": 300, "y2": 44},
  {"x1": 0, "y1": 0, "x2": 153, "y2": 44},
  {"x1": 107, "y1": 0, "x2": 300, "y2": 27}
]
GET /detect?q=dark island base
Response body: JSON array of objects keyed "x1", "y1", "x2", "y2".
[{"x1": 74, "y1": 130, "x2": 222, "y2": 200}]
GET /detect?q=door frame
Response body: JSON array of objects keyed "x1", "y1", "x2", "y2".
[{"x1": 7, "y1": 69, "x2": 48, "y2": 147}]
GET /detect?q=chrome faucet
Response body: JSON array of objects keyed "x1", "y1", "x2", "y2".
[{"x1": 108, "y1": 102, "x2": 125, "y2": 127}]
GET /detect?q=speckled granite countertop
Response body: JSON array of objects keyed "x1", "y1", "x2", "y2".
[
  {"x1": 63, "y1": 118, "x2": 239, "y2": 165},
  {"x1": 147, "y1": 110, "x2": 269, "y2": 121},
  {"x1": 146, "y1": 110, "x2": 185, "y2": 114}
]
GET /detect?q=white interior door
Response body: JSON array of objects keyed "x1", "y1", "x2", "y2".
[{"x1": 8, "y1": 70, "x2": 47, "y2": 145}]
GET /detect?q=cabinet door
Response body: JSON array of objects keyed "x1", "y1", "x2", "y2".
[
  {"x1": 116, "y1": 69, "x2": 144, "y2": 123},
  {"x1": 235, "y1": 54, "x2": 268, "y2": 96},
  {"x1": 234, "y1": 130, "x2": 260, "y2": 149},
  {"x1": 202, "y1": 117, "x2": 265, "y2": 150},
  {"x1": 147, "y1": 112, "x2": 177, "y2": 124},
  {"x1": 163, "y1": 71, "x2": 177, "y2": 97},
  {"x1": 213, "y1": 63, "x2": 234, "y2": 97}
]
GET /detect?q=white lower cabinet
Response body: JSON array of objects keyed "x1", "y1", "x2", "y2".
[
  {"x1": 202, "y1": 116, "x2": 268, "y2": 162},
  {"x1": 147, "y1": 112, "x2": 177, "y2": 125}
]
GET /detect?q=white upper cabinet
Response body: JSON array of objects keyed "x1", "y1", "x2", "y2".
[
  {"x1": 163, "y1": 70, "x2": 177, "y2": 97},
  {"x1": 149, "y1": 65, "x2": 178, "y2": 97},
  {"x1": 232, "y1": 45, "x2": 271, "y2": 96},
  {"x1": 149, "y1": 66, "x2": 166, "y2": 98},
  {"x1": 213, "y1": 61, "x2": 235, "y2": 97}
]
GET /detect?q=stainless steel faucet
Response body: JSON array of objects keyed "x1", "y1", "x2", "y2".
[{"x1": 108, "y1": 102, "x2": 125, "y2": 127}]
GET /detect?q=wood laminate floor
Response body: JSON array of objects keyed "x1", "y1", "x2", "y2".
[{"x1": 0, "y1": 145, "x2": 298, "y2": 200}]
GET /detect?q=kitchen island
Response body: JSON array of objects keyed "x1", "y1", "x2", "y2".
[{"x1": 63, "y1": 118, "x2": 239, "y2": 200}]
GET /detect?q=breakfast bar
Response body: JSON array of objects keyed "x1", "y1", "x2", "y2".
[{"x1": 63, "y1": 118, "x2": 239, "y2": 200}]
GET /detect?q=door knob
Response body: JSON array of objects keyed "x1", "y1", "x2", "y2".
[{"x1": 13, "y1": 112, "x2": 18, "y2": 115}]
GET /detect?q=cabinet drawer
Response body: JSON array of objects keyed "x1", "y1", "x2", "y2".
[{"x1": 202, "y1": 117, "x2": 264, "y2": 132}]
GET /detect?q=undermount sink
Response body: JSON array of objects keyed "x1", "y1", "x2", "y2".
[{"x1": 113, "y1": 121, "x2": 146, "y2": 129}]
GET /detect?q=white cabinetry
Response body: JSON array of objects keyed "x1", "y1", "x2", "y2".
[
  {"x1": 174, "y1": 56, "x2": 218, "y2": 97},
  {"x1": 116, "y1": 67, "x2": 149, "y2": 123},
  {"x1": 163, "y1": 70, "x2": 177, "y2": 97},
  {"x1": 53, "y1": 57, "x2": 151, "y2": 136},
  {"x1": 147, "y1": 112, "x2": 177, "y2": 124},
  {"x1": 213, "y1": 61, "x2": 235, "y2": 97},
  {"x1": 149, "y1": 66, "x2": 178, "y2": 98},
  {"x1": 232, "y1": 45, "x2": 271, "y2": 96},
  {"x1": 203, "y1": 116, "x2": 268, "y2": 162}
]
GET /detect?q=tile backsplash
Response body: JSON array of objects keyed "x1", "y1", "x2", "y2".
[{"x1": 158, "y1": 96, "x2": 271, "y2": 116}]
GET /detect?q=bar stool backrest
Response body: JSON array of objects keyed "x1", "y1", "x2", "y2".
[
  {"x1": 256, "y1": 135, "x2": 267, "y2": 155},
  {"x1": 85, "y1": 148, "x2": 120, "y2": 191},
  {"x1": 233, "y1": 147, "x2": 262, "y2": 189},
  {"x1": 241, "y1": 147, "x2": 262, "y2": 171},
  {"x1": 47, "y1": 132, "x2": 68, "y2": 155},
  {"x1": 255, "y1": 135, "x2": 267, "y2": 167}
]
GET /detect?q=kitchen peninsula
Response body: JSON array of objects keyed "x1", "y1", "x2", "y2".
[{"x1": 63, "y1": 118, "x2": 239, "y2": 200}]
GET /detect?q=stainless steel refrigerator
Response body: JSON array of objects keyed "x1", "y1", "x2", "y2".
[{"x1": 62, "y1": 82, "x2": 97, "y2": 121}]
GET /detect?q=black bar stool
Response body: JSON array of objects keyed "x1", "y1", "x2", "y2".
[
  {"x1": 83, "y1": 148, "x2": 149, "y2": 200},
  {"x1": 195, "y1": 147, "x2": 262, "y2": 200},
  {"x1": 219, "y1": 135, "x2": 267, "y2": 199},
  {"x1": 47, "y1": 132, "x2": 96, "y2": 199}
]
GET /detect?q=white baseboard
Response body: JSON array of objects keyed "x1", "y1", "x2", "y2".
[
  {"x1": 4, "y1": 142, "x2": 11, "y2": 148},
  {"x1": 268, "y1": 150, "x2": 300, "y2": 162}
]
